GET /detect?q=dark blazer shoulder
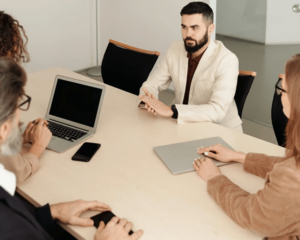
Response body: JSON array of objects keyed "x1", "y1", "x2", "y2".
[{"x1": 0, "y1": 186, "x2": 53, "y2": 240}]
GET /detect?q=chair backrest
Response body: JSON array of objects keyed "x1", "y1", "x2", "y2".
[
  {"x1": 271, "y1": 74, "x2": 288, "y2": 147},
  {"x1": 234, "y1": 70, "x2": 256, "y2": 118},
  {"x1": 101, "y1": 39, "x2": 160, "y2": 95}
]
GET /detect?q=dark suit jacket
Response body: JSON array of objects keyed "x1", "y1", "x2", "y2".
[{"x1": 0, "y1": 186, "x2": 55, "y2": 239}]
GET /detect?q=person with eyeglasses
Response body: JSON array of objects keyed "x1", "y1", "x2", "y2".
[
  {"x1": 0, "y1": 11, "x2": 53, "y2": 184},
  {"x1": 193, "y1": 54, "x2": 300, "y2": 239},
  {"x1": 0, "y1": 58, "x2": 143, "y2": 240}
]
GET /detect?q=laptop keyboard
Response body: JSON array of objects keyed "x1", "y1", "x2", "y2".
[{"x1": 47, "y1": 121, "x2": 87, "y2": 142}]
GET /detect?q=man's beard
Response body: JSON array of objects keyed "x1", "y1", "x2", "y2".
[
  {"x1": 0, "y1": 124, "x2": 22, "y2": 156},
  {"x1": 184, "y1": 29, "x2": 209, "y2": 53}
]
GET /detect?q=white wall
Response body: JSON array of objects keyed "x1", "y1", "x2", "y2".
[
  {"x1": 265, "y1": 0, "x2": 300, "y2": 45},
  {"x1": 99, "y1": 0, "x2": 214, "y2": 63},
  {"x1": 1, "y1": 0, "x2": 97, "y2": 73},
  {"x1": 216, "y1": 0, "x2": 267, "y2": 43},
  {"x1": 2, "y1": 0, "x2": 217, "y2": 73}
]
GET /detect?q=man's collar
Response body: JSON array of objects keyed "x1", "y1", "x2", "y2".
[{"x1": 0, "y1": 164, "x2": 16, "y2": 196}]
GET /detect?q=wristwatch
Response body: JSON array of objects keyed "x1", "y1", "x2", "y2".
[{"x1": 171, "y1": 105, "x2": 178, "y2": 119}]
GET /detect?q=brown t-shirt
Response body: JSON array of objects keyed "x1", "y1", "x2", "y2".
[{"x1": 182, "y1": 50, "x2": 206, "y2": 105}]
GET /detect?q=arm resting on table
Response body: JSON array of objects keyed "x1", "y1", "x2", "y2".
[
  {"x1": 35, "y1": 204, "x2": 57, "y2": 233},
  {"x1": 244, "y1": 153, "x2": 286, "y2": 178},
  {"x1": 0, "y1": 150, "x2": 40, "y2": 185},
  {"x1": 207, "y1": 165, "x2": 300, "y2": 238}
]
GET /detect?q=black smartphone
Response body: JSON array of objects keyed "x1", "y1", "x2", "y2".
[
  {"x1": 91, "y1": 211, "x2": 134, "y2": 235},
  {"x1": 71, "y1": 142, "x2": 101, "y2": 162}
]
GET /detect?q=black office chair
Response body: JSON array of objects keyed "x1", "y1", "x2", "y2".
[
  {"x1": 234, "y1": 71, "x2": 256, "y2": 118},
  {"x1": 101, "y1": 39, "x2": 160, "y2": 95},
  {"x1": 271, "y1": 74, "x2": 288, "y2": 147}
]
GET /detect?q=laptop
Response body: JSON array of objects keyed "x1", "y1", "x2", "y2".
[
  {"x1": 45, "y1": 75, "x2": 105, "y2": 153},
  {"x1": 153, "y1": 137, "x2": 235, "y2": 174}
]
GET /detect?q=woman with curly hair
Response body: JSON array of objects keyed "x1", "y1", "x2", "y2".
[
  {"x1": 194, "y1": 54, "x2": 300, "y2": 240},
  {"x1": 0, "y1": 11, "x2": 52, "y2": 185},
  {"x1": 0, "y1": 11, "x2": 30, "y2": 62}
]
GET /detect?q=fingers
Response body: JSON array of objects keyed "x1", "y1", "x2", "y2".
[
  {"x1": 142, "y1": 88, "x2": 150, "y2": 96},
  {"x1": 97, "y1": 221, "x2": 105, "y2": 232},
  {"x1": 109, "y1": 217, "x2": 120, "y2": 225},
  {"x1": 144, "y1": 102, "x2": 156, "y2": 115},
  {"x1": 193, "y1": 158, "x2": 207, "y2": 168},
  {"x1": 150, "y1": 93, "x2": 157, "y2": 100},
  {"x1": 193, "y1": 158, "x2": 201, "y2": 171},
  {"x1": 74, "y1": 201, "x2": 111, "y2": 217},
  {"x1": 142, "y1": 96, "x2": 156, "y2": 105},
  {"x1": 193, "y1": 161, "x2": 199, "y2": 170},
  {"x1": 118, "y1": 218, "x2": 128, "y2": 227},
  {"x1": 70, "y1": 216, "x2": 94, "y2": 227},
  {"x1": 32, "y1": 118, "x2": 49, "y2": 125},
  {"x1": 85, "y1": 201, "x2": 111, "y2": 211},
  {"x1": 23, "y1": 121, "x2": 35, "y2": 142},
  {"x1": 140, "y1": 95, "x2": 158, "y2": 115},
  {"x1": 130, "y1": 230, "x2": 144, "y2": 240},
  {"x1": 124, "y1": 221, "x2": 133, "y2": 233},
  {"x1": 197, "y1": 144, "x2": 220, "y2": 154},
  {"x1": 204, "y1": 151, "x2": 217, "y2": 159},
  {"x1": 37, "y1": 118, "x2": 45, "y2": 127}
]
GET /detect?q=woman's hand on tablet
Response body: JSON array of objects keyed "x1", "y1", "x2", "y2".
[{"x1": 197, "y1": 144, "x2": 246, "y2": 163}]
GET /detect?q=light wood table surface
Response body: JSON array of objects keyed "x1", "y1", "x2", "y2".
[{"x1": 18, "y1": 67, "x2": 285, "y2": 240}]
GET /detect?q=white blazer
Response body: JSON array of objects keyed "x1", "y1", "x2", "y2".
[{"x1": 140, "y1": 40, "x2": 242, "y2": 129}]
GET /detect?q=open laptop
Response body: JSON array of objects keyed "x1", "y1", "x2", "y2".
[
  {"x1": 45, "y1": 75, "x2": 105, "y2": 153},
  {"x1": 153, "y1": 137, "x2": 235, "y2": 174}
]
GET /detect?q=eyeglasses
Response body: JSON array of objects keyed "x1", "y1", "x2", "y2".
[
  {"x1": 18, "y1": 94, "x2": 31, "y2": 111},
  {"x1": 275, "y1": 78, "x2": 287, "y2": 95}
]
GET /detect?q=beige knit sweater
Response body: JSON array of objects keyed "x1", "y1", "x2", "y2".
[
  {"x1": 207, "y1": 153, "x2": 300, "y2": 240},
  {"x1": 0, "y1": 146, "x2": 40, "y2": 185}
]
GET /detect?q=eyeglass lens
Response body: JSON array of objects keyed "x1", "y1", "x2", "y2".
[{"x1": 19, "y1": 95, "x2": 30, "y2": 111}]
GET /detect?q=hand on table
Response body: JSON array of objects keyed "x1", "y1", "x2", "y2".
[
  {"x1": 50, "y1": 200, "x2": 111, "y2": 227},
  {"x1": 94, "y1": 217, "x2": 143, "y2": 240},
  {"x1": 193, "y1": 158, "x2": 221, "y2": 181},
  {"x1": 23, "y1": 118, "x2": 49, "y2": 144},
  {"x1": 139, "y1": 88, "x2": 156, "y2": 115},
  {"x1": 197, "y1": 144, "x2": 246, "y2": 163},
  {"x1": 139, "y1": 88, "x2": 173, "y2": 118}
]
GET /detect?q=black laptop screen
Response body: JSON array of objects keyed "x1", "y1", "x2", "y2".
[{"x1": 49, "y1": 79, "x2": 102, "y2": 127}]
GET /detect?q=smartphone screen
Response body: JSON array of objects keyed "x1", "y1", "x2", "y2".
[
  {"x1": 91, "y1": 211, "x2": 134, "y2": 235},
  {"x1": 72, "y1": 142, "x2": 101, "y2": 162}
]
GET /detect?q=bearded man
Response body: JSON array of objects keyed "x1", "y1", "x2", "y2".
[{"x1": 139, "y1": 2, "x2": 242, "y2": 131}]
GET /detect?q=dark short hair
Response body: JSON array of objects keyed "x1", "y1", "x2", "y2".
[
  {"x1": 180, "y1": 2, "x2": 214, "y2": 25},
  {"x1": 0, "y1": 57, "x2": 27, "y2": 126},
  {"x1": 0, "y1": 11, "x2": 30, "y2": 63}
]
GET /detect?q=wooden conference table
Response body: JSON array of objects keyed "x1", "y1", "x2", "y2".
[{"x1": 18, "y1": 67, "x2": 285, "y2": 240}]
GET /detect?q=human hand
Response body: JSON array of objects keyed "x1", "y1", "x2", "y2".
[
  {"x1": 139, "y1": 94, "x2": 172, "y2": 118},
  {"x1": 28, "y1": 119, "x2": 52, "y2": 157},
  {"x1": 50, "y1": 200, "x2": 111, "y2": 227},
  {"x1": 139, "y1": 88, "x2": 156, "y2": 114},
  {"x1": 94, "y1": 217, "x2": 143, "y2": 240},
  {"x1": 30, "y1": 119, "x2": 52, "y2": 148},
  {"x1": 197, "y1": 144, "x2": 246, "y2": 163},
  {"x1": 193, "y1": 158, "x2": 221, "y2": 181},
  {"x1": 23, "y1": 118, "x2": 49, "y2": 144}
]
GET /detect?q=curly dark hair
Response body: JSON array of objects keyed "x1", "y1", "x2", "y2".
[{"x1": 0, "y1": 11, "x2": 30, "y2": 63}]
